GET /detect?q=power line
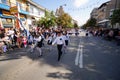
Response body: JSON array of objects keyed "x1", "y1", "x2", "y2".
[{"x1": 67, "y1": 0, "x2": 102, "y2": 12}]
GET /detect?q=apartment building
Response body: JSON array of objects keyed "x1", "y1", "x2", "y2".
[
  {"x1": 110, "y1": 0, "x2": 120, "y2": 28},
  {"x1": 110, "y1": 0, "x2": 120, "y2": 10},
  {"x1": 90, "y1": 8, "x2": 98, "y2": 19},
  {"x1": 27, "y1": 0, "x2": 48, "y2": 29},
  {"x1": 90, "y1": 0, "x2": 120, "y2": 28},
  {"x1": 90, "y1": 1, "x2": 111, "y2": 28},
  {"x1": 0, "y1": 0, "x2": 47, "y2": 31},
  {"x1": 97, "y1": 1, "x2": 110, "y2": 23}
]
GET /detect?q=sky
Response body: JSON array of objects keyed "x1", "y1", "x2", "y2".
[{"x1": 33, "y1": 0, "x2": 110, "y2": 26}]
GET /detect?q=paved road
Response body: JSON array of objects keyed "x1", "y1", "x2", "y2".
[{"x1": 0, "y1": 31, "x2": 120, "y2": 80}]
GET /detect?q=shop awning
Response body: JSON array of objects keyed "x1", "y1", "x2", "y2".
[
  {"x1": 0, "y1": 15, "x2": 14, "y2": 19},
  {"x1": 98, "y1": 19, "x2": 109, "y2": 24}
]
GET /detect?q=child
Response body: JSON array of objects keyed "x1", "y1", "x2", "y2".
[
  {"x1": 22, "y1": 36, "x2": 27, "y2": 48},
  {"x1": 47, "y1": 34, "x2": 53, "y2": 51}
]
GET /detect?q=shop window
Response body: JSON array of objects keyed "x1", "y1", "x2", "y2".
[{"x1": 1, "y1": 18, "x2": 13, "y2": 28}]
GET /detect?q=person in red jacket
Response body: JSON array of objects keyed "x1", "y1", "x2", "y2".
[{"x1": 22, "y1": 36, "x2": 27, "y2": 48}]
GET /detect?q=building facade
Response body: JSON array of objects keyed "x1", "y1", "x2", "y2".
[
  {"x1": 109, "y1": 0, "x2": 120, "y2": 28},
  {"x1": 90, "y1": 8, "x2": 98, "y2": 19},
  {"x1": 90, "y1": 0, "x2": 120, "y2": 28},
  {"x1": 55, "y1": 6, "x2": 64, "y2": 16},
  {"x1": 0, "y1": 0, "x2": 47, "y2": 31}
]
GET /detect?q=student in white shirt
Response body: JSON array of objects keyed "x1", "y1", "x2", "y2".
[
  {"x1": 62, "y1": 32, "x2": 70, "y2": 53},
  {"x1": 52, "y1": 31, "x2": 66, "y2": 61},
  {"x1": 34, "y1": 34, "x2": 43, "y2": 57},
  {"x1": 63, "y1": 32, "x2": 70, "y2": 46}
]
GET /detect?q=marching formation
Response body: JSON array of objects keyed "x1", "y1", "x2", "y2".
[{"x1": 0, "y1": 27, "x2": 71, "y2": 61}]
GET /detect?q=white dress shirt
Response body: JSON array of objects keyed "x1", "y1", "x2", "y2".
[{"x1": 52, "y1": 36, "x2": 65, "y2": 46}]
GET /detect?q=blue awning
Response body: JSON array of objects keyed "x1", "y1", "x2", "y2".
[
  {"x1": 19, "y1": 9, "x2": 29, "y2": 15},
  {"x1": 0, "y1": 9, "x2": 14, "y2": 18},
  {"x1": 0, "y1": 15, "x2": 14, "y2": 18},
  {"x1": 0, "y1": 3, "x2": 10, "y2": 10}
]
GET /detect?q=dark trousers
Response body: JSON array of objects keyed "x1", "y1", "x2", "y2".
[
  {"x1": 65, "y1": 40, "x2": 68, "y2": 46},
  {"x1": 57, "y1": 44, "x2": 63, "y2": 61}
]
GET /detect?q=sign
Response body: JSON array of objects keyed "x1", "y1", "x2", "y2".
[
  {"x1": 10, "y1": 6, "x2": 18, "y2": 14},
  {"x1": 1, "y1": 18, "x2": 13, "y2": 28},
  {"x1": 2, "y1": 10, "x2": 12, "y2": 16},
  {"x1": 20, "y1": 14, "x2": 26, "y2": 18}
]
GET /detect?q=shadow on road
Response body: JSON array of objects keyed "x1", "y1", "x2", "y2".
[{"x1": 0, "y1": 36, "x2": 120, "y2": 80}]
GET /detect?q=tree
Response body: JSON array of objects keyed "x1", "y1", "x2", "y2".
[
  {"x1": 82, "y1": 18, "x2": 96, "y2": 29},
  {"x1": 87, "y1": 18, "x2": 96, "y2": 27},
  {"x1": 56, "y1": 13, "x2": 72, "y2": 28},
  {"x1": 74, "y1": 23, "x2": 79, "y2": 28},
  {"x1": 37, "y1": 11, "x2": 56, "y2": 28},
  {"x1": 48, "y1": 11, "x2": 56, "y2": 27},
  {"x1": 110, "y1": 9, "x2": 120, "y2": 25}
]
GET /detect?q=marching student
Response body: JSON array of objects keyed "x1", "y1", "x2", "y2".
[
  {"x1": 63, "y1": 31, "x2": 70, "y2": 46},
  {"x1": 62, "y1": 31, "x2": 70, "y2": 53},
  {"x1": 34, "y1": 33, "x2": 43, "y2": 57},
  {"x1": 47, "y1": 34, "x2": 53, "y2": 51},
  {"x1": 52, "y1": 31, "x2": 66, "y2": 61}
]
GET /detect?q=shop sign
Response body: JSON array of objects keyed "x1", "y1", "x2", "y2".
[
  {"x1": 2, "y1": 10, "x2": 12, "y2": 16},
  {"x1": 10, "y1": 6, "x2": 18, "y2": 14},
  {"x1": 20, "y1": 14, "x2": 26, "y2": 18}
]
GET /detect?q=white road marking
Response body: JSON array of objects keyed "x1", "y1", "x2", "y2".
[
  {"x1": 75, "y1": 44, "x2": 81, "y2": 66},
  {"x1": 75, "y1": 39, "x2": 83, "y2": 68},
  {"x1": 79, "y1": 45, "x2": 83, "y2": 68}
]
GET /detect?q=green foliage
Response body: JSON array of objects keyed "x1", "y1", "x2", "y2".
[
  {"x1": 56, "y1": 13, "x2": 72, "y2": 28},
  {"x1": 37, "y1": 11, "x2": 74, "y2": 29},
  {"x1": 82, "y1": 18, "x2": 97, "y2": 29},
  {"x1": 37, "y1": 11, "x2": 56, "y2": 28},
  {"x1": 110, "y1": 9, "x2": 120, "y2": 25},
  {"x1": 74, "y1": 23, "x2": 79, "y2": 28}
]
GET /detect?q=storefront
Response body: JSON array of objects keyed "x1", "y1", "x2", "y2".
[
  {"x1": 0, "y1": 9, "x2": 15, "y2": 32},
  {"x1": 98, "y1": 19, "x2": 110, "y2": 28}
]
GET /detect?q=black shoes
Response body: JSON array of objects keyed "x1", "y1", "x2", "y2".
[{"x1": 38, "y1": 55, "x2": 43, "y2": 57}]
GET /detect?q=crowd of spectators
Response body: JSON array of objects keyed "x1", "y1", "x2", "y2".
[{"x1": 88, "y1": 28, "x2": 120, "y2": 45}]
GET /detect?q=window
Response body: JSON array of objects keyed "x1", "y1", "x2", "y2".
[
  {"x1": 39, "y1": 11, "x2": 41, "y2": 15},
  {"x1": 29, "y1": 6, "x2": 34, "y2": 13},
  {"x1": 1, "y1": 18, "x2": 13, "y2": 28}
]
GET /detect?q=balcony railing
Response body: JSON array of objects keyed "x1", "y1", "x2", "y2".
[
  {"x1": 0, "y1": 1, "x2": 29, "y2": 12},
  {"x1": 0, "y1": 1, "x2": 44, "y2": 16}
]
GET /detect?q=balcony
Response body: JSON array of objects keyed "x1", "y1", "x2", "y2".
[{"x1": 0, "y1": 1, "x2": 29, "y2": 15}]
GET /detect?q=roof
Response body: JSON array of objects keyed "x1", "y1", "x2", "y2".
[
  {"x1": 98, "y1": 1, "x2": 110, "y2": 9},
  {"x1": 27, "y1": 0, "x2": 50, "y2": 12}
]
